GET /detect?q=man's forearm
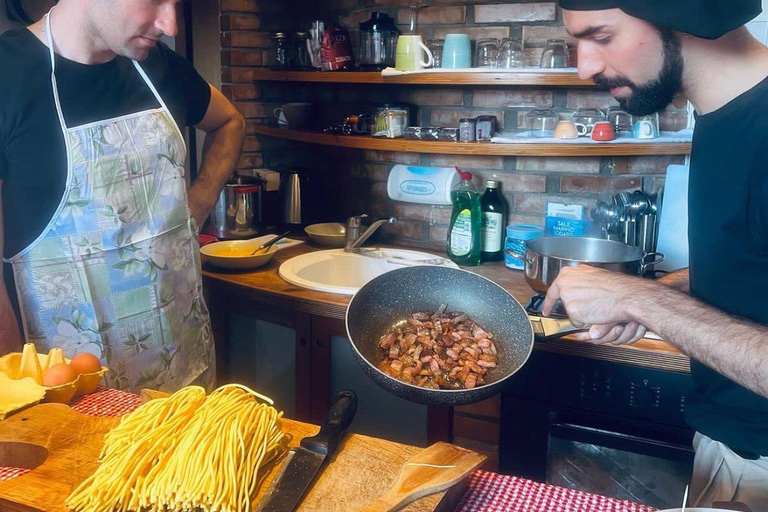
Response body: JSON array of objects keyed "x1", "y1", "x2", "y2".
[
  {"x1": 187, "y1": 115, "x2": 245, "y2": 227},
  {"x1": 627, "y1": 286, "x2": 768, "y2": 397},
  {"x1": 656, "y1": 268, "x2": 690, "y2": 293},
  {"x1": 0, "y1": 293, "x2": 22, "y2": 355}
]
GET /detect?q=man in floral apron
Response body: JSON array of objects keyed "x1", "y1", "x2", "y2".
[{"x1": 0, "y1": 0, "x2": 245, "y2": 392}]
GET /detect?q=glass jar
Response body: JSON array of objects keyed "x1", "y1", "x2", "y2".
[
  {"x1": 270, "y1": 32, "x2": 291, "y2": 70},
  {"x1": 459, "y1": 118, "x2": 476, "y2": 142},
  {"x1": 293, "y1": 32, "x2": 312, "y2": 70},
  {"x1": 504, "y1": 224, "x2": 544, "y2": 270},
  {"x1": 475, "y1": 38, "x2": 499, "y2": 68},
  {"x1": 426, "y1": 39, "x2": 444, "y2": 68},
  {"x1": 540, "y1": 39, "x2": 569, "y2": 68}
]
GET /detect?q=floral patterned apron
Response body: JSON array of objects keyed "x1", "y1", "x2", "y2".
[{"x1": 4, "y1": 11, "x2": 214, "y2": 392}]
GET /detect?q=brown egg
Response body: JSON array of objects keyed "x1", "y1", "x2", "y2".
[
  {"x1": 69, "y1": 353, "x2": 102, "y2": 375},
  {"x1": 42, "y1": 363, "x2": 78, "y2": 387}
]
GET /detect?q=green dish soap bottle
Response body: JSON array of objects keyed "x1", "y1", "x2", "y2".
[{"x1": 447, "y1": 166, "x2": 482, "y2": 266}]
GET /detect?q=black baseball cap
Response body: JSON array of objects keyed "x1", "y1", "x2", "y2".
[{"x1": 558, "y1": 0, "x2": 762, "y2": 39}]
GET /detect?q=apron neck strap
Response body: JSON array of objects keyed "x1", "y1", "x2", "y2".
[{"x1": 43, "y1": 8, "x2": 170, "y2": 119}]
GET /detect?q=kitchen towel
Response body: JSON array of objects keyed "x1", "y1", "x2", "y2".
[{"x1": 655, "y1": 164, "x2": 690, "y2": 272}]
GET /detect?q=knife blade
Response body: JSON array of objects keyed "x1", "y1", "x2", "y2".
[{"x1": 256, "y1": 390, "x2": 358, "y2": 512}]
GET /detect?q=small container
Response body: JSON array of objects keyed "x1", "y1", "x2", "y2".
[
  {"x1": 404, "y1": 126, "x2": 422, "y2": 140},
  {"x1": 475, "y1": 115, "x2": 497, "y2": 142},
  {"x1": 270, "y1": 32, "x2": 291, "y2": 70},
  {"x1": 459, "y1": 118, "x2": 476, "y2": 142},
  {"x1": 438, "y1": 127, "x2": 459, "y2": 141},
  {"x1": 293, "y1": 32, "x2": 312, "y2": 70},
  {"x1": 504, "y1": 224, "x2": 544, "y2": 270},
  {"x1": 373, "y1": 105, "x2": 409, "y2": 138},
  {"x1": 422, "y1": 126, "x2": 440, "y2": 140}
]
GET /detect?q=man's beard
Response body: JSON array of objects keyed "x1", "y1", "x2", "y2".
[{"x1": 593, "y1": 29, "x2": 683, "y2": 116}]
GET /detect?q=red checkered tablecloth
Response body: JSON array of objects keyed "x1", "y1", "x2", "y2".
[{"x1": 0, "y1": 389, "x2": 655, "y2": 512}]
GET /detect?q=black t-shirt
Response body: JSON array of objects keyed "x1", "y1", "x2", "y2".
[
  {"x1": 686, "y1": 75, "x2": 768, "y2": 459},
  {"x1": 0, "y1": 28, "x2": 211, "y2": 258}
]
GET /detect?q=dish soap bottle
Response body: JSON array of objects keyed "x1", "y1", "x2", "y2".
[
  {"x1": 447, "y1": 167, "x2": 482, "y2": 266},
  {"x1": 481, "y1": 180, "x2": 508, "y2": 262}
]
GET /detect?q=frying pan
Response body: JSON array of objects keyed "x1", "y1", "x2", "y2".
[{"x1": 345, "y1": 266, "x2": 534, "y2": 406}]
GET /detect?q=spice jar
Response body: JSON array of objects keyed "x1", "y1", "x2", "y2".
[
  {"x1": 475, "y1": 115, "x2": 497, "y2": 141},
  {"x1": 270, "y1": 32, "x2": 291, "y2": 70},
  {"x1": 504, "y1": 224, "x2": 544, "y2": 270},
  {"x1": 293, "y1": 32, "x2": 312, "y2": 70},
  {"x1": 459, "y1": 118, "x2": 476, "y2": 142}
]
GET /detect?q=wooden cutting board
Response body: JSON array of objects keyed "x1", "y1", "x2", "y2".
[{"x1": 0, "y1": 404, "x2": 482, "y2": 512}]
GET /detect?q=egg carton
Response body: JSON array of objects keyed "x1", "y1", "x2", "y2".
[{"x1": 0, "y1": 344, "x2": 108, "y2": 413}]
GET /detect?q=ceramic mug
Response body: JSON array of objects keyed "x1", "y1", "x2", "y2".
[
  {"x1": 633, "y1": 115, "x2": 659, "y2": 139},
  {"x1": 441, "y1": 33, "x2": 472, "y2": 69},
  {"x1": 395, "y1": 35, "x2": 434, "y2": 71},
  {"x1": 554, "y1": 120, "x2": 578, "y2": 139},
  {"x1": 274, "y1": 102, "x2": 314, "y2": 129},
  {"x1": 591, "y1": 121, "x2": 616, "y2": 141}
]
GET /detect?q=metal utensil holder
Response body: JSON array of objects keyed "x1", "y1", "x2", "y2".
[{"x1": 590, "y1": 189, "x2": 662, "y2": 272}]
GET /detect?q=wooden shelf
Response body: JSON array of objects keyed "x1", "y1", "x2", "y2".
[
  {"x1": 252, "y1": 69, "x2": 594, "y2": 86},
  {"x1": 252, "y1": 125, "x2": 692, "y2": 157}
]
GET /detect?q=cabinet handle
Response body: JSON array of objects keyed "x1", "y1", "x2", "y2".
[
  {"x1": 299, "y1": 337, "x2": 307, "y2": 346},
  {"x1": 315, "y1": 338, "x2": 324, "y2": 348}
]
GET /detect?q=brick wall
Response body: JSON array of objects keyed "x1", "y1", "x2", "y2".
[{"x1": 219, "y1": 0, "x2": 687, "y2": 250}]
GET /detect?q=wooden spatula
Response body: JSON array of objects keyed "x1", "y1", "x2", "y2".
[{"x1": 360, "y1": 441, "x2": 486, "y2": 512}]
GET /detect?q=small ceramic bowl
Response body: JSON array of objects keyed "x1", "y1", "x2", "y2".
[
  {"x1": 305, "y1": 223, "x2": 346, "y2": 248},
  {"x1": 201, "y1": 240, "x2": 279, "y2": 270}
]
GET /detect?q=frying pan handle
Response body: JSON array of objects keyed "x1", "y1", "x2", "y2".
[{"x1": 539, "y1": 327, "x2": 590, "y2": 342}]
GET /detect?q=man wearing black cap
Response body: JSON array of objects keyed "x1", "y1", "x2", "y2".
[{"x1": 542, "y1": 0, "x2": 768, "y2": 507}]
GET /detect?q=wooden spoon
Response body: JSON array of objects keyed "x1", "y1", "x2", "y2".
[{"x1": 360, "y1": 442, "x2": 485, "y2": 512}]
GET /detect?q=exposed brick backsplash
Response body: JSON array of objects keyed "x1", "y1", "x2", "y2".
[{"x1": 219, "y1": 0, "x2": 686, "y2": 253}]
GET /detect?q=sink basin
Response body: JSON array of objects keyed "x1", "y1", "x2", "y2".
[{"x1": 278, "y1": 249, "x2": 459, "y2": 295}]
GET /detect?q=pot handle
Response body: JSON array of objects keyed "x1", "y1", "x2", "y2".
[
  {"x1": 640, "y1": 252, "x2": 665, "y2": 273},
  {"x1": 505, "y1": 249, "x2": 525, "y2": 260}
]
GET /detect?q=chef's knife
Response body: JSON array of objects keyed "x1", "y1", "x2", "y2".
[{"x1": 256, "y1": 390, "x2": 358, "y2": 512}]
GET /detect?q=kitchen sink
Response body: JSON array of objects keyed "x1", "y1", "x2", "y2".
[{"x1": 278, "y1": 248, "x2": 458, "y2": 295}]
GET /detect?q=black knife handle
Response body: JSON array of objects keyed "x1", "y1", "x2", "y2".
[{"x1": 300, "y1": 390, "x2": 357, "y2": 456}]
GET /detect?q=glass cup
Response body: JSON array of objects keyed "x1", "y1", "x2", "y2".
[
  {"x1": 497, "y1": 38, "x2": 524, "y2": 69},
  {"x1": 524, "y1": 109, "x2": 559, "y2": 137},
  {"x1": 571, "y1": 107, "x2": 605, "y2": 136},
  {"x1": 475, "y1": 38, "x2": 500, "y2": 68},
  {"x1": 606, "y1": 106, "x2": 633, "y2": 135},
  {"x1": 426, "y1": 39, "x2": 444, "y2": 69},
  {"x1": 540, "y1": 39, "x2": 569, "y2": 68}
]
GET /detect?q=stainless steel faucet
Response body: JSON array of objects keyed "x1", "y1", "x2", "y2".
[{"x1": 344, "y1": 214, "x2": 397, "y2": 252}]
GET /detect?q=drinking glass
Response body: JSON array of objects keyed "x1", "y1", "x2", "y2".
[
  {"x1": 540, "y1": 39, "x2": 569, "y2": 68},
  {"x1": 474, "y1": 38, "x2": 499, "y2": 68},
  {"x1": 426, "y1": 39, "x2": 444, "y2": 68},
  {"x1": 497, "y1": 37, "x2": 524, "y2": 69}
]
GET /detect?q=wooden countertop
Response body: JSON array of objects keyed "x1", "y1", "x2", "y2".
[{"x1": 202, "y1": 240, "x2": 689, "y2": 374}]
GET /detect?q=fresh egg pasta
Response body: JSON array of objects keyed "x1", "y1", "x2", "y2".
[{"x1": 66, "y1": 384, "x2": 288, "y2": 512}]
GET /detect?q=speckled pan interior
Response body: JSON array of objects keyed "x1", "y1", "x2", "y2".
[{"x1": 345, "y1": 266, "x2": 534, "y2": 406}]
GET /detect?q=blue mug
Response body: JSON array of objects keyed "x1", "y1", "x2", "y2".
[
  {"x1": 442, "y1": 34, "x2": 472, "y2": 69},
  {"x1": 632, "y1": 115, "x2": 659, "y2": 139}
]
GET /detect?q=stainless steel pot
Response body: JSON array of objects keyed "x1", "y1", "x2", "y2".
[
  {"x1": 506, "y1": 236, "x2": 664, "y2": 293},
  {"x1": 208, "y1": 174, "x2": 264, "y2": 239}
]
